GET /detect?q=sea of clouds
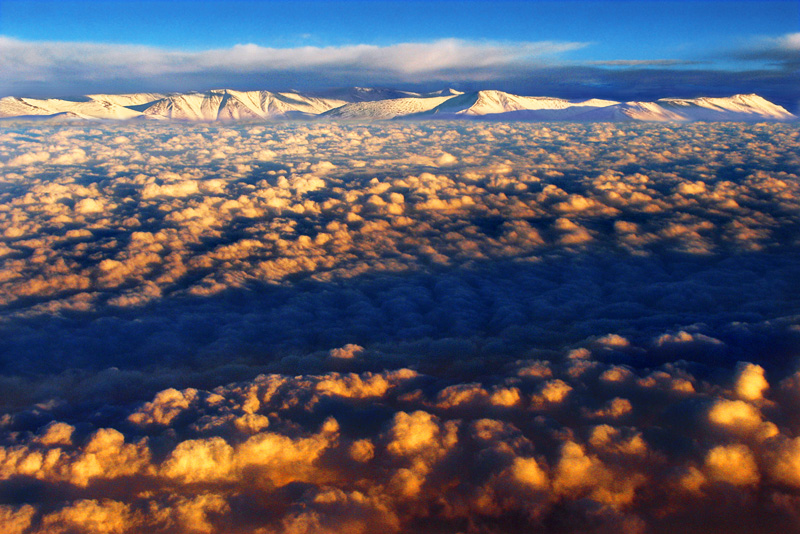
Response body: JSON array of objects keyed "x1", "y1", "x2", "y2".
[{"x1": 0, "y1": 120, "x2": 799, "y2": 533}]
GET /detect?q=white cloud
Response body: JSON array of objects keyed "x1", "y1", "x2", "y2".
[{"x1": 0, "y1": 36, "x2": 587, "y2": 95}]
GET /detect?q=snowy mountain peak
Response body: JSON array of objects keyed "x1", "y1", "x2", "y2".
[{"x1": 424, "y1": 88, "x2": 464, "y2": 97}]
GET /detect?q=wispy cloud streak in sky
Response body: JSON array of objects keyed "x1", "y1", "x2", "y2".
[{"x1": 0, "y1": 36, "x2": 585, "y2": 94}]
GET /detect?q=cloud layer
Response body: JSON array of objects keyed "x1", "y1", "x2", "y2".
[{"x1": 0, "y1": 120, "x2": 799, "y2": 532}]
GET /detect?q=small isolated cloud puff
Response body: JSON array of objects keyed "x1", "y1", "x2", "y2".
[
  {"x1": 329, "y1": 344, "x2": 364, "y2": 360},
  {"x1": 704, "y1": 444, "x2": 760, "y2": 487},
  {"x1": 734, "y1": 362, "x2": 769, "y2": 402}
]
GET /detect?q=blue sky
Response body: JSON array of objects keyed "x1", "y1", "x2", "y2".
[
  {"x1": 2, "y1": 0, "x2": 795, "y2": 60},
  {"x1": 0, "y1": 0, "x2": 798, "y2": 106}
]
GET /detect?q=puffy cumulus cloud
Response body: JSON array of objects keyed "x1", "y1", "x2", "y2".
[
  {"x1": 599, "y1": 366, "x2": 634, "y2": 384},
  {"x1": 636, "y1": 370, "x2": 695, "y2": 394},
  {"x1": 328, "y1": 343, "x2": 364, "y2": 360},
  {"x1": 0, "y1": 505, "x2": 35, "y2": 534},
  {"x1": 708, "y1": 399, "x2": 764, "y2": 431},
  {"x1": 433, "y1": 383, "x2": 490, "y2": 409},
  {"x1": 69, "y1": 428, "x2": 153, "y2": 487},
  {"x1": 141, "y1": 179, "x2": 200, "y2": 199},
  {"x1": 386, "y1": 410, "x2": 458, "y2": 462},
  {"x1": 6, "y1": 151, "x2": 50, "y2": 166},
  {"x1": 509, "y1": 455, "x2": 549, "y2": 490},
  {"x1": 0, "y1": 122, "x2": 798, "y2": 532},
  {"x1": 349, "y1": 439, "x2": 375, "y2": 463},
  {"x1": 50, "y1": 148, "x2": 88, "y2": 166},
  {"x1": 595, "y1": 334, "x2": 631, "y2": 349},
  {"x1": 585, "y1": 397, "x2": 633, "y2": 419},
  {"x1": 35, "y1": 421, "x2": 75, "y2": 446},
  {"x1": 765, "y1": 436, "x2": 800, "y2": 488},
  {"x1": 517, "y1": 359, "x2": 554, "y2": 378},
  {"x1": 0, "y1": 426, "x2": 152, "y2": 488},
  {"x1": 278, "y1": 487, "x2": 400, "y2": 534},
  {"x1": 160, "y1": 437, "x2": 235, "y2": 484},
  {"x1": 38, "y1": 499, "x2": 140, "y2": 534},
  {"x1": 704, "y1": 444, "x2": 760, "y2": 487},
  {"x1": 552, "y1": 440, "x2": 645, "y2": 507},
  {"x1": 530, "y1": 379, "x2": 572, "y2": 408},
  {"x1": 316, "y1": 369, "x2": 417, "y2": 399},
  {"x1": 588, "y1": 425, "x2": 649, "y2": 457},
  {"x1": 654, "y1": 330, "x2": 724, "y2": 348},
  {"x1": 733, "y1": 362, "x2": 769, "y2": 402},
  {"x1": 162, "y1": 417, "x2": 340, "y2": 488},
  {"x1": 707, "y1": 399, "x2": 778, "y2": 441},
  {"x1": 164, "y1": 494, "x2": 231, "y2": 534},
  {"x1": 128, "y1": 387, "x2": 200, "y2": 427}
]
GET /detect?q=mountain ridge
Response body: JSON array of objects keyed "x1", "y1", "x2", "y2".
[{"x1": 0, "y1": 89, "x2": 795, "y2": 122}]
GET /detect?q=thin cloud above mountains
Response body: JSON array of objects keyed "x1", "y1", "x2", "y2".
[
  {"x1": 0, "y1": 37, "x2": 586, "y2": 94},
  {"x1": 731, "y1": 32, "x2": 800, "y2": 65}
]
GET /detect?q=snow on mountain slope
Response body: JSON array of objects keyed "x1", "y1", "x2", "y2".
[
  {"x1": 0, "y1": 97, "x2": 54, "y2": 117},
  {"x1": 470, "y1": 98, "x2": 621, "y2": 121},
  {"x1": 139, "y1": 90, "x2": 347, "y2": 120},
  {"x1": 141, "y1": 93, "x2": 226, "y2": 120},
  {"x1": 0, "y1": 96, "x2": 143, "y2": 120},
  {"x1": 422, "y1": 90, "x2": 618, "y2": 118},
  {"x1": 571, "y1": 94, "x2": 797, "y2": 122},
  {"x1": 213, "y1": 92, "x2": 263, "y2": 120},
  {"x1": 574, "y1": 101, "x2": 687, "y2": 122},
  {"x1": 0, "y1": 110, "x2": 87, "y2": 122},
  {"x1": 322, "y1": 95, "x2": 453, "y2": 120},
  {"x1": 657, "y1": 94, "x2": 796, "y2": 121},
  {"x1": 220, "y1": 90, "x2": 346, "y2": 119},
  {"x1": 576, "y1": 98, "x2": 621, "y2": 108},
  {"x1": 87, "y1": 93, "x2": 166, "y2": 107},
  {"x1": 62, "y1": 100, "x2": 144, "y2": 120}
]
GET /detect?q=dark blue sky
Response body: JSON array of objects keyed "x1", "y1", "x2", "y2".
[{"x1": 1, "y1": 0, "x2": 798, "y2": 106}]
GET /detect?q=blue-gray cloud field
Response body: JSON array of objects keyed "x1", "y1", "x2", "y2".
[{"x1": 1, "y1": 120, "x2": 799, "y2": 533}]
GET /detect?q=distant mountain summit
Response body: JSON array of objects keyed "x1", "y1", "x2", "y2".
[{"x1": 0, "y1": 88, "x2": 795, "y2": 122}]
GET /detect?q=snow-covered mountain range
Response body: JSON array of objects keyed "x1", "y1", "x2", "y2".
[{"x1": 0, "y1": 88, "x2": 795, "y2": 122}]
